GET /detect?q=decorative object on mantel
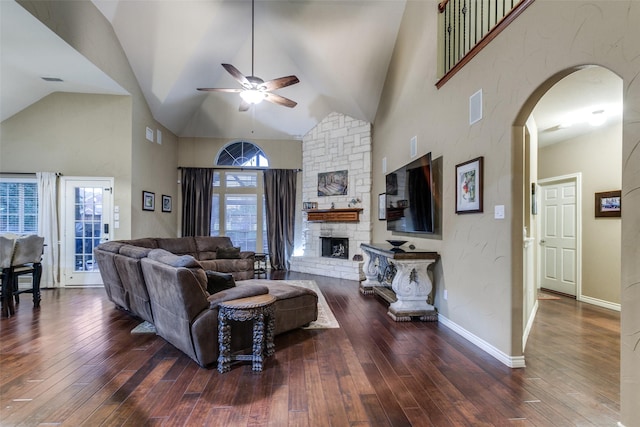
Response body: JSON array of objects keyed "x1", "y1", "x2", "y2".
[
  {"x1": 348, "y1": 197, "x2": 362, "y2": 208},
  {"x1": 455, "y1": 156, "x2": 483, "y2": 214},
  {"x1": 594, "y1": 190, "x2": 621, "y2": 218},
  {"x1": 317, "y1": 170, "x2": 348, "y2": 196},
  {"x1": 303, "y1": 202, "x2": 318, "y2": 210}
]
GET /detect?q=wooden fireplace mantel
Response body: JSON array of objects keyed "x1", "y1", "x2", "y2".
[{"x1": 304, "y1": 208, "x2": 363, "y2": 222}]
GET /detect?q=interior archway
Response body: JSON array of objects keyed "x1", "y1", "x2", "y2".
[{"x1": 511, "y1": 65, "x2": 623, "y2": 357}]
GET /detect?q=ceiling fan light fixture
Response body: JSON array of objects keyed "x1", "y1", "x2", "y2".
[{"x1": 240, "y1": 89, "x2": 266, "y2": 104}]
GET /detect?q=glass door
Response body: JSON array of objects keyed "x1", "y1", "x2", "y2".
[{"x1": 61, "y1": 177, "x2": 113, "y2": 286}]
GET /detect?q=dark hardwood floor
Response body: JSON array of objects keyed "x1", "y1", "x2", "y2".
[{"x1": 0, "y1": 272, "x2": 619, "y2": 426}]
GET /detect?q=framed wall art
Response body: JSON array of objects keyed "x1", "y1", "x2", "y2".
[
  {"x1": 142, "y1": 191, "x2": 155, "y2": 211},
  {"x1": 595, "y1": 190, "x2": 621, "y2": 218},
  {"x1": 317, "y1": 170, "x2": 348, "y2": 196},
  {"x1": 162, "y1": 195, "x2": 172, "y2": 213},
  {"x1": 455, "y1": 156, "x2": 483, "y2": 214}
]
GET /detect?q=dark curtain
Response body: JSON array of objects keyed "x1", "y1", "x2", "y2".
[
  {"x1": 263, "y1": 169, "x2": 297, "y2": 270},
  {"x1": 407, "y1": 166, "x2": 432, "y2": 232},
  {"x1": 181, "y1": 168, "x2": 214, "y2": 236}
]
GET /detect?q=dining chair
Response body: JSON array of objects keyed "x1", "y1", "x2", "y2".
[
  {"x1": 1, "y1": 235, "x2": 17, "y2": 317},
  {"x1": 10, "y1": 234, "x2": 45, "y2": 308}
]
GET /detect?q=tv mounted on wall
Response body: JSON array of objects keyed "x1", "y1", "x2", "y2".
[{"x1": 385, "y1": 152, "x2": 435, "y2": 234}]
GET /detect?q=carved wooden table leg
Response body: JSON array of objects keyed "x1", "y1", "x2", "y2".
[{"x1": 217, "y1": 294, "x2": 276, "y2": 373}]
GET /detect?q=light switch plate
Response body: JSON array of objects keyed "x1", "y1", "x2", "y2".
[{"x1": 494, "y1": 205, "x2": 505, "y2": 219}]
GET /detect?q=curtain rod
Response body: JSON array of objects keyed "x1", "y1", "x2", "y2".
[
  {"x1": 177, "y1": 167, "x2": 302, "y2": 172},
  {"x1": 0, "y1": 172, "x2": 62, "y2": 176}
]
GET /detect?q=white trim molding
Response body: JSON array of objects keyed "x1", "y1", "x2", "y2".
[{"x1": 438, "y1": 314, "x2": 526, "y2": 368}]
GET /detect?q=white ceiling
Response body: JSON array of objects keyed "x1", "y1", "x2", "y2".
[{"x1": 0, "y1": 0, "x2": 622, "y2": 144}]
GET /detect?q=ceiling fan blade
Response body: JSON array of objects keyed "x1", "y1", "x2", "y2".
[
  {"x1": 239, "y1": 99, "x2": 251, "y2": 112},
  {"x1": 264, "y1": 93, "x2": 297, "y2": 108},
  {"x1": 259, "y1": 75, "x2": 300, "y2": 92},
  {"x1": 222, "y1": 63, "x2": 252, "y2": 88},
  {"x1": 197, "y1": 87, "x2": 243, "y2": 93}
]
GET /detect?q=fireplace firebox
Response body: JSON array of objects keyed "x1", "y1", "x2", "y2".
[{"x1": 321, "y1": 237, "x2": 349, "y2": 259}]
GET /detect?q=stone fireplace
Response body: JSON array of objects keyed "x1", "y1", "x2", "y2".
[{"x1": 289, "y1": 112, "x2": 372, "y2": 281}]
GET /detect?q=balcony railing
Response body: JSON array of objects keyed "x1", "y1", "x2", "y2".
[{"x1": 437, "y1": 0, "x2": 535, "y2": 88}]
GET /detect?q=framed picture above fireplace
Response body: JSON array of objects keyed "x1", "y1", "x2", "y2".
[{"x1": 317, "y1": 170, "x2": 348, "y2": 196}]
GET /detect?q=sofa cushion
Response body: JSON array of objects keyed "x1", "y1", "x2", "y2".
[
  {"x1": 207, "y1": 283, "x2": 269, "y2": 308},
  {"x1": 95, "y1": 240, "x2": 126, "y2": 254},
  {"x1": 194, "y1": 236, "x2": 233, "y2": 260},
  {"x1": 119, "y1": 244, "x2": 153, "y2": 259},
  {"x1": 216, "y1": 246, "x2": 241, "y2": 259},
  {"x1": 148, "y1": 248, "x2": 201, "y2": 268},
  {"x1": 205, "y1": 270, "x2": 236, "y2": 294},
  {"x1": 156, "y1": 237, "x2": 197, "y2": 256}
]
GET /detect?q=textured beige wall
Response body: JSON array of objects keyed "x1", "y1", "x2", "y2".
[
  {"x1": 539, "y1": 123, "x2": 622, "y2": 304},
  {"x1": 17, "y1": 0, "x2": 180, "y2": 239},
  {"x1": 375, "y1": 2, "x2": 639, "y2": 422},
  {"x1": 178, "y1": 137, "x2": 302, "y2": 169},
  {"x1": 0, "y1": 92, "x2": 133, "y2": 239}
]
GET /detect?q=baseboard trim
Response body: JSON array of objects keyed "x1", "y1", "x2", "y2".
[
  {"x1": 578, "y1": 295, "x2": 621, "y2": 312},
  {"x1": 438, "y1": 314, "x2": 526, "y2": 368},
  {"x1": 522, "y1": 300, "x2": 539, "y2": 351}
]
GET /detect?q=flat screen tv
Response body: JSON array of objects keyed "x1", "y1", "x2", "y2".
[{"x1": 385, "y1": 152, "x2": 435, "y2": 234}]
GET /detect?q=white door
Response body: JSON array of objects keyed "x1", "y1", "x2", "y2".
[
  {"x1": 61, "y1": 177, "x2": 113, "y2": 286},
  {"x1": 538, "y1": 176, "x2": 580, "y2": 296}
]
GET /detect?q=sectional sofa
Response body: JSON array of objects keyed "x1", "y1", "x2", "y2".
[{"x1": 94, "y1": 236, "x2": 318, "y2": 368}]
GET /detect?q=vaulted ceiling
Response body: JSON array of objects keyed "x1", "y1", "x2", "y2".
[
  {"x1": 1, "y1": 0, "x2": 406, "y2": 141},
  {"x1": 0, "y1": 0, "x2": 622, "y2": 144}
]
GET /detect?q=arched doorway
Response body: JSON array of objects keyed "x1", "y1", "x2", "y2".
[{"x1": 512, "y1": 65, "x2": 623, "y2": 353}]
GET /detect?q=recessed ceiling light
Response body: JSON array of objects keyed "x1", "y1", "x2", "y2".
[{"x1": 41, "y1": 77, "x2": 63, "y2": 82}]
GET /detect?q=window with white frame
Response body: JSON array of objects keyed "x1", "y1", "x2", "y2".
[
  {"x1": 211, "y1": 141, "x2": 269, "y2": 254},
  {"x1": 0, "y1": 178, "x2": 38, "y2": 234}
]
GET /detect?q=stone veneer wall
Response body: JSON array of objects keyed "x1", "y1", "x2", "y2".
[{"x1": 289, "y1": 112, "x2": 372, "y2": 280}]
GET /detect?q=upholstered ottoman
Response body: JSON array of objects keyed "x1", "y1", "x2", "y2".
[{"x1": 239, "y1": 279, "x2": 318, "y2": 335}]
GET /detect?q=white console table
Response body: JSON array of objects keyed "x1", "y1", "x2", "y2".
[{"x1": 360, "y1": 243, "x2": 439, "y2": 322}]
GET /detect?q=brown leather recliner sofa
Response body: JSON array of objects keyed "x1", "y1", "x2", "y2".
[
  {"x1": 94, "y1": 236, "x2": 255, "y2": 322},
  {"x1": 94, "y1": 237, "x2": 318, "y2": 368},
  {"x1": 140, "y1": 249, "x2": 318, "y2": 367}
]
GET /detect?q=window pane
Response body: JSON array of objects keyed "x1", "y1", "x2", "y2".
[
  {"x1": 225, "y1": 172, "x2": 257, "y2": 188},
  {"x1": 216, "y1": 141, "x2": 269, "y2": 167},
  {"x1": 74, "y1": 187, "x2": 102, "y2": 271},
  {"x1": 225, "y1": 194, "x2": 257, "y2": 251},
  {"x1": 0, "y1": 181, "x2": 38, "y2": 234},
  {"x1": 210, "y1": 194, "x2": 220, "y2": 236}
]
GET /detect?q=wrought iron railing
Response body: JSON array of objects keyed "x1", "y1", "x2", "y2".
[{"x1": 437, "y1": 0, "x2": 535, "y2": 88}]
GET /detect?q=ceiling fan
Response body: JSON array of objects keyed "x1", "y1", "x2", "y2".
[{"x1": 197, "y1": 0, "x2": 299, "y2": 111}]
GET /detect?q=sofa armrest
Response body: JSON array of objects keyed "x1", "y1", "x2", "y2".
[
  {"x1": 239, "y1": 251, "x2": 255, "y2": 260},
  {"x1": 207, "y1": 283, "x2": 269, "y2": 308}
]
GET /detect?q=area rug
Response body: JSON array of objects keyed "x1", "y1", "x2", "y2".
[
  {"x1": 131, "y1": 279, "x2": 339, "y2": 334},
  {"x1": 280, "y1": 279, "x2": 340, "y2": 329}
]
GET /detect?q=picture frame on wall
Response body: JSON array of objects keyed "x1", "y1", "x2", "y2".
[
  {"x1": 378, "y1": 193, "x2": 387, "y2": 220},
  {"x1": 455, "y1": 156, "x2": 483, "y2": 214},
  {"x1": 142, "y1": 191, "x2": 155, "y2": 211},
  {"x1": 162, "y1": 195, "x2": 172, "y2": 213},
  {"x1": 317, "y1": 170, "x2": 348, "y2": 196},
  {"x1": 595, "y1": 190, "x2": 621, "y2": 218}
]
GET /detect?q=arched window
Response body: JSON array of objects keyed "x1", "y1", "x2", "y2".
[
  {"x1": 211, "y1": 141, "x2": 269, "y2": 254},
  {"x1": 216, "y1": 141, "x2": 269, "y2": 167}
]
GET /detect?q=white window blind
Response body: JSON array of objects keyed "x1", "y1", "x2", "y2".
[{"x1": 0, "y1": 178, "x2": 38, "y2": 234}]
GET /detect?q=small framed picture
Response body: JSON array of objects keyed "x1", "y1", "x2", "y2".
[
  {"x1": 378, "y1": 193, "x2": 387, "y2": 220},
  {"x1": 595, "y1": 190, "x2": 621, "y2": 218},
  {"x1": 455, "y1": 156, "x2": 483, "y2": 214},
  {"x1": 142, "y1": 191, "x2": 155, "y2": 211},
  {"x1": 162, "y1": 195, "x2": 172, "y2": 213}
]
